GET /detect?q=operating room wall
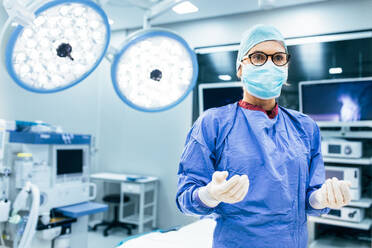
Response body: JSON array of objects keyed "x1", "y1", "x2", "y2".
[
  {"x1": 155, "y1": 0, "x2": 372, "y2": 48},
  {"x1": 101, "y1": 0, "x2": 372, "y2": 229}
]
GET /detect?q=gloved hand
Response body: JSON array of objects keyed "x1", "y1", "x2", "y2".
[
  {"x1": 309, "y1": 177, "x2": 351, "y2": 209},
  {"x1": 198, "y1": 171, "x2": 249, "y2": 208}
]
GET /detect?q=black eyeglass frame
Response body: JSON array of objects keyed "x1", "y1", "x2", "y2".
[{"x1": 242, "y1": 51, "x2": 291, "y2": 67}]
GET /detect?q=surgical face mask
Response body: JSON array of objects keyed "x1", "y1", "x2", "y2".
[{"x1": 240, "y1": 62, "x2": 288, "y2": 100}]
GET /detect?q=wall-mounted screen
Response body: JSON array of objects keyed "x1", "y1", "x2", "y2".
[
  {"x1": 199, "y1": 82, "x2": 243, "y2": 113},
  {"x1": 299, "y1": 78, "x2": 372, "y2": 122}
]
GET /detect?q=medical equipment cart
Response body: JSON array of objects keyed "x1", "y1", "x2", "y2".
[
  {"x1": 90, "y1": 172, "x2": 159, "y2": 234},
  {"x1": 308, "y1": 126, "x2": 372, "y2": 248}
]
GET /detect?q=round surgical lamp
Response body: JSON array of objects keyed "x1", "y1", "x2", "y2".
[
  {"x1": 111, "y1": 28, "x2": 198, "y2": 112},
  {"x1": 2, "y1": 0, "x2": 110, "y2": 93}
]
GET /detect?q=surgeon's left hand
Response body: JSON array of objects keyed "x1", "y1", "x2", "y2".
[{"x1": 309, "y1": 177, "x2": 351, "y2": 209}]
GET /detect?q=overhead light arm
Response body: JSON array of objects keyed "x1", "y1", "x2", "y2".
[
  {"x1": 258, "y1": 0, "x2": 276, "y2": 9},
  {"x1": 105, "y1": 46, "x2": 119, "y2": 63},
  {"x1": 125, "y1": 0, "x2": 152, "y2": 10},
  {"x1": 2, "y1": 0, "x2": 35, "y2": 26},
  {"x1": 143, "y1": 0, "x2": 185, "y2": 29},
  {"x1": 97, "y1": 0, "x2": 110, "y2": 7}
]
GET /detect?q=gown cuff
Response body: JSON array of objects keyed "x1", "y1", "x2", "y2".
[{"x1": 309, "y1": 189, "x2": 326, "y2": 209}]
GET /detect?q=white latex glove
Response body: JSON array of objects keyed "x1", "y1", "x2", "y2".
[
  {"x1": 309, "y1": 177, "x2": 352, "y2": 209},
  {"x1": 198, "y1": 171, "x2": 249, "y2": 208}
]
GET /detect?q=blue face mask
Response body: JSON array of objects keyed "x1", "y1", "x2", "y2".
[{"x1": 241, "y1": 62, "x2": 288, "y2": 100}]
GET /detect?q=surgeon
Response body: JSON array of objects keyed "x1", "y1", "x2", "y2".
[{"x1": 176, "y1": 24, "x2": 351, "y2": 248}]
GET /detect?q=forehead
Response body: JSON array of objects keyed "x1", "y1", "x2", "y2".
[{"x1": 247, "y1": 40, "x2": 286, "y2": 54}]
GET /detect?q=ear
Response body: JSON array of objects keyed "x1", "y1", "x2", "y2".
[{"x1": 236, "y1": 66, "x2": 242, "y2": 79}]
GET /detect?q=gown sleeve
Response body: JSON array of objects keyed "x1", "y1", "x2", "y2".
[
  {"x1": 176, "y1": 113, "x2": 219, "y2": 216},
  {"x1": 305, "y1": 121, "x2": 330, "y2": 216}
]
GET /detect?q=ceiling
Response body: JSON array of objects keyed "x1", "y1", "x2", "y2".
[{"x1": 99, "y1": 0, "x2": 329, "y2": 31}]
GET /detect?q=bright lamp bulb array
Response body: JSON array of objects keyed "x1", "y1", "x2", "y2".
[
  {"x1": 111, "y1": 29, "x2": 198, "y2": 112},
  {"x1": 5, "y1": 0, "x2": 110, "y2": 93}
]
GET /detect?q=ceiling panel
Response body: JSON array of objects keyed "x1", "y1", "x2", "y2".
[{"x1": 101, "y1": 0, "x2": 329, "y2": 30}]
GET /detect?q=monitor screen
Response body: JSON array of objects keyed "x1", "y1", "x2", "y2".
[
  {"x1": 325, "y1": 170, "x2": 344, "y2": 181},
  {"x1": 57, "y1": 149, "x2": 83, "y2": 175},
  {"x1": 300, "y1": 79, "x2": 372, "y2": 122},
  {"x1": 328, "y1": 145, "x2": 341, "y2": 154},
  {"x1": 200, "y1": 85, "x2": 243, "y2": 112}
]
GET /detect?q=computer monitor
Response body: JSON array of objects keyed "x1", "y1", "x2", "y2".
[
  {"x1": 56, "y1": 148, "x2": 84, "y2": 175},
  {"x1": 198, "y1": 82, "x2": 244, "y2": 114},
  {"x1": 299, "y1": 77, "x2": 372, "y2": 125}
]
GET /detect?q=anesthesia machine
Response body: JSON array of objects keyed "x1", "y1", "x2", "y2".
[{"x1": 0, "y1": 120, "x2": 107, "y2": 248}]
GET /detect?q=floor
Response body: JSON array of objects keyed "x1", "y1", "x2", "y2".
[{"x1": 88, "y1": 229, "x2": 129, "y2": 248}]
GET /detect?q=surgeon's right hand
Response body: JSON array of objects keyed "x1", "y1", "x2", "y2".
[{"x1": 198, "y1": 171, "x2": 249, "y2": 208}]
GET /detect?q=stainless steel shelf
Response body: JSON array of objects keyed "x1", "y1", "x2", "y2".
[
  {"x1": 321, "y1": 131, "x2": 372, "y2": 139},
  {"x1": 323, "y1": 157, "x2": 372, "y2": 165},
  {"x1": 347, "y1": 198, "x2": 372, "y2": 208},
  {"x1": 308, "y1": 216, "x2": 372, "y2": 230},
  {"x1": 121, "y1": 214, "x2": 154, "y2": 225},
  {"x1": 144, "y1": 203, "x2": 155, "y2": 208},
  {"x1": 309, "y1": 236, "x2": 371, "y2": 248}
]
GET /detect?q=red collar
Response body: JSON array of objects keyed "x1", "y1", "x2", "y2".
[{"x1": 238, "y1": 100, "x2": 279, "y2": 119}]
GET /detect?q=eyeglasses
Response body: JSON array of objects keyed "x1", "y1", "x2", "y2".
[{"x1": 242, "y1": 52, "x2": 291, "y2": 66}]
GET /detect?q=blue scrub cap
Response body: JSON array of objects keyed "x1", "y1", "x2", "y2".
[{"x1": 236, "y1": 24, "x2": 286, "y2": 71}]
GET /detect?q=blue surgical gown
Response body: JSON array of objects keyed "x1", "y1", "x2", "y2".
[{"x1": 176, "y1": 102, "x2": 329, "y2": 248}]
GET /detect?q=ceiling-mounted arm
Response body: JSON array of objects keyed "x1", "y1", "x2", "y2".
[
  {"x1": 126, "y1": 0, "x2": 152, "y2": 10},
  {"x1": 3, "y1": 0, "x2": 35, "y2": 26},
  {"x1": 96, "y1": 0, "x2": 110, "y2": 7},
  {"x1": 105, "y1": 46, "x2": 119, "y2": 63},
  {"x1": 143, "y1": 0, "x2": 185, "y2": 29}
]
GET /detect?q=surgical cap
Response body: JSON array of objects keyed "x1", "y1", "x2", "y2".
[{"x1": 236, "y1": 24, "x2": 287, "y2": 71}]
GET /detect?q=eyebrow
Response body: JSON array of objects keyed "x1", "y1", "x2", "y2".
[{"x1": 247, "y1": 50, "x2": 286, "y2": 55}]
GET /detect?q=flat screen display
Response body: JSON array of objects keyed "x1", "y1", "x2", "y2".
[
  {"x1": 328, "y1": 145, "x2": 341, "y2": 154},
  {"x1": 328, "y1": 209, "x2": 341, "y2": 217},
  {"x1": 201, "y1": 86, "x2": 243, "y2": 112},
  {"x1": 325, "y1": 170, "x2": 344, "y2": 180},
  {"x1": 301, "y1": 79, "x2": 372, "y2": 122},
  {"x1": 57, "y1": 149, "x2": 83, "y2": 175}
]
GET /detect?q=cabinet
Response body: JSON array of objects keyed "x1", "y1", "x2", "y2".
[{"x1": 308, "y1": 131, "x2": 372, "y2": 247}]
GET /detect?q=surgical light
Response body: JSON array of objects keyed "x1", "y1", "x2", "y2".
[
  {"x1": 3, "y1": 0, "x2": 110, "y2": 93},
  {"x1": 111, "y1": 28, "x2": 198, "y2": 112}
]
